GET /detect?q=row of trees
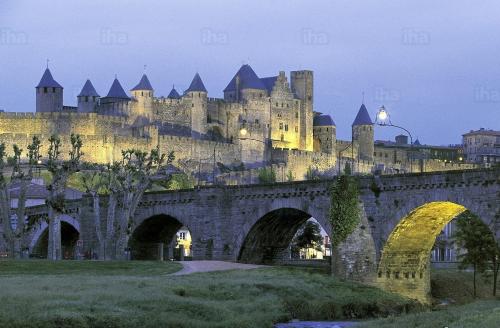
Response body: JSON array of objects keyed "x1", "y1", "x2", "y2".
[
  {"x1": 79, "y1": 148, "x2": 174, "y2": 260},
  {"x1": 0, "y1": 137, "x2": 42, "y2": 258},
  {"x1": 0, "y1": 134, "x2": 174, "y2": 260}
]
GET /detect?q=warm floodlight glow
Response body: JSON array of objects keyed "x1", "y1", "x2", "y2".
[
  {"x1": 376, "y1": 201, "x2": 467, "y2": 304},
  {"x1": 377, "y1": 107, "x2": 388, "y2": 121},
  {"x1": 240, "y1": 128, "x2": 248, "y2": 137}
]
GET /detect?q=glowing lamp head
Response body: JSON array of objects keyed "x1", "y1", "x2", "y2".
[
  {"x1": 377, "y1": 107, "x2": 388, "y2": 122},
  {"x1": 240, "y1": 128, "x2": 248, "y2": 137}
]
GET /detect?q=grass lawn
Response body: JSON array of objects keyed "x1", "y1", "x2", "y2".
[
  {"x1": 356, "y1": 269, "x2": 500, "y2": 328},
  {"x1": 431, "y1": 269, "x2": 499, "y2": 305},
  {"x1": 0, "y1": 261, "x2": 416, "y2": 328},
  {"x1": 359, "y1": 300, "x2": 500, "y2": 328}
]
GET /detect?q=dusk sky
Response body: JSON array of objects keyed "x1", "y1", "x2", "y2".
[{"x1": 0, "y1": 0, "x2": 499, "y2": 144}]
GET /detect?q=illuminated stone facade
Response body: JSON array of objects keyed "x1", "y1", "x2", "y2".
[{"x1": 0, "y1": 65, "x2": 476, "y2": 180}]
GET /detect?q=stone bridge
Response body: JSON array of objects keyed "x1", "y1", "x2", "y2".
[{"x1": 25, "y1": 168, "x2": 500, "y2": 303}]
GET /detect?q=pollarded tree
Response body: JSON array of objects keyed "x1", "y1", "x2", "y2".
[
  {"x1": 329, "y1": 174, "x2": 360, "y2": 276},
  {"x1": 79, "y1": 162, "x2": 123, "y2": 260},
  {"x1": 0, "y1": 137, "x2": 42, "y2": 258},
  {"x1": 45, "y1": 134, "x2": 83, "y2": 260},
  {"x1": 454, "y1": 211, "x2": 500, "y2": 297},
  {"x1": 114, "y1": 147, "x2": 174, "y2": 259}
]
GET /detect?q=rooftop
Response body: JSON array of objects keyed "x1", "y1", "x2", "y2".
[
  {"x1": 36, "y1": 68, "x2": 63, "y2": 89},
  {"x1": 131, "y1": 74, "x2": 153, "y2": 91},
  {"x1": 352, "y1": 104, "x2": 373, "y2": 126},
  {"x1": 462, "y1": 128, "x2": 500, "y2": 137},
  {"x1": 224, "y1": 64, "x2": 266, "y2": 92},
  {"x1": 313, "y1": 114, "x2": 335, "y2": 126},
  {"x1": 78, "y1": 79, "x2": 99, "y2": 97},
  {"x1": 186, "y1": 73, "x2": 207, "y2": 93},
  {"x1": 167, "y1": 87, "x2": 181, "y2": 99},
  {"x1": 105, "y1": 78, "x2": 130, "y2": 99}
]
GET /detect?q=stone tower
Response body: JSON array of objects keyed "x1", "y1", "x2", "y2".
[
  {"x1": 290, "y1": 70, "x2": 314, "y2": 151},
  {"x1": 77, "y1": 79, "x2": 100, "y2": 113},
  {"x1": 185, "y1": 73, "x2": 208, "y2": 139},
  {"x1": 313, "y1": 114, "x2": 336, "y2": 154},
  {"x1": 36, "y1": 68, "x2": 63, "y2": 112},
  {"x1": 131, "y1": 74, "x2": 154, "y2": 120},
  {"x1": 100, "y1": 78, "x2": 130, "y2": 116},
  {"x1": 352, "y1": 103, "x2": 374, "y2": 162}
]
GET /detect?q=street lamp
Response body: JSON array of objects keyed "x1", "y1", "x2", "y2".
[{"x1": 375, "y1": 106, "x2": 414, "y2": 173}]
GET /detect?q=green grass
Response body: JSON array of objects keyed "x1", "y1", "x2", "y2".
[
  {"x1": 359, "y1": 300, "x2": 500, "y2": 328},
  {"x1": 0, "y1": 262, "x2": 416, "y2": 328},
  {"x1": 431, "y1": 269, "x2": 499, "y2": 305},
  {"x1": 356, "y1": 270, "x2": 500, "y2": 328},
  {"x1": 0, "y1": 260, "x2": 181, "y2": 276}
]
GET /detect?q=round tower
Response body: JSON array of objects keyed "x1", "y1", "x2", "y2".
[
  {"x1": 184, "y1": 73, "x2": 208, "y2": 139},
  {"x1": 352, "y1": 103, "x2": 374, "y2": 162},
  {"x1": 131, "y1": 74, "x2": 154, "y2": 120},
  {"x1": 36, "y1": 68, "x2": 63, "y2": 112},
  {"x1": 313, "y1": 113, "x2": 336, "y2": 154},
  {"x1": 77, "y1": 79, "x2": 100, "y2": 113}
]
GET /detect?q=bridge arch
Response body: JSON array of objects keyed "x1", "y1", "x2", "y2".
[
  {"x1": 237, "y1": 206, "x2": 331, "y2": 264},
  {"x1": 29, "y1": 214, "x2": 80, "y2": 259},
  {"x1": 376, "y1": 201, "x2": 495, "y2": 304},
  {"x1": 128, "y1": 213, "x2": 192, "y2": 260}
]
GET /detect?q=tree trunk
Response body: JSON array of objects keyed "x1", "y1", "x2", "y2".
[
  {"x1": 47, "y1": 207, "x2": 62, "y2": 260},
  {"x1": 115, "y1": 192, "x2": 132, "y2": 260},
  {"x1": 473, "y1": 263, "x2": 477, "y2": 298},
  {"x1": 330, "y1": 241, "x2": 335, "y2": 276},
  {"x1": 493, "y1": 259, "x2": 499, "y2": 297},
  {"x1": 91, "y1": 192, "x2": 104, "y2": 260},
  {"x1": 105, "y1": 193, "x2": 117, "y2": 260},
  {"x1": 0, "y1": 184, "x2": 15, "y2": 258},
  {"x1": 12, "y1": 237, "x2": 22, "y2": 259}
]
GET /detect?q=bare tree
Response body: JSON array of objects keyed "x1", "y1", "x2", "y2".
[
  {"x1": 0, "y1": 137, "x2": 42, "y2": 258},
  {"x1": 45, "y1": 134, "x2": 83, "y2": 260},
  {"x1": 114, "y1": 147, "x2": 174, "y2": 259},
  {"x1": 80, "y1": 162, "x2": 121, "y2": 260}
]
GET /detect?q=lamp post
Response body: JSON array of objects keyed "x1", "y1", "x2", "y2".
[{"x1": 375, "y1": 106, "x2": 414, "y2": 173}]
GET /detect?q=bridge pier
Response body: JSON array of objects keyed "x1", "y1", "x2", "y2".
[{"x1": 376, "y1": 256, "x2": 431, "y2": 304}]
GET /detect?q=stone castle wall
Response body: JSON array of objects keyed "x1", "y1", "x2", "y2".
[
  {"x1": 0, "y1": 112, "x2": 131, "y2": 137},
  {"x1": 272, "y1": 148, "x2": 337, "y2": 180}
]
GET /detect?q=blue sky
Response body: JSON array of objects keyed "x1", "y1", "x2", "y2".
[{"x1": 0, "y1": 0, "x2": 499, "y2": 144}]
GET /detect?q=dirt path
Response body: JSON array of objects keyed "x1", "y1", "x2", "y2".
[{"x1": 171, "y1": 260, "x2": 264, "y2": 275}]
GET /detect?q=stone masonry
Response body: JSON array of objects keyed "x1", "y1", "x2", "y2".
[{"x1": 15, "y1": 168, "x2": 500, "y2": 304}]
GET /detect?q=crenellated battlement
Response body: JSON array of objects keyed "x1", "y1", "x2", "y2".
[{"x1": 0, "y1": 111, "x2": 129, "y2": 123}]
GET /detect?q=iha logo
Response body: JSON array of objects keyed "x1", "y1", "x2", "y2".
[
  {"x1": 301, "y1": 28, "x2": 329, "y2": 45},
  {"x1": 0, "y1": 28, "x2": 28, "y2": 45},
  {"x1": 374, "y1": 87, "x2": 400, "y2": 103},
  {"x1": 474, "y1": 86, "x2": 500, "y2": 103},
  {"x1": 100, "y1": 28, "x2": 129, "y2": 46},
  {"x1": 402, "y1": 28, "x2": 430, "y2": 46},
  {"x1": 200, "y1": 28, "x2": 228, "y2": 45}
]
